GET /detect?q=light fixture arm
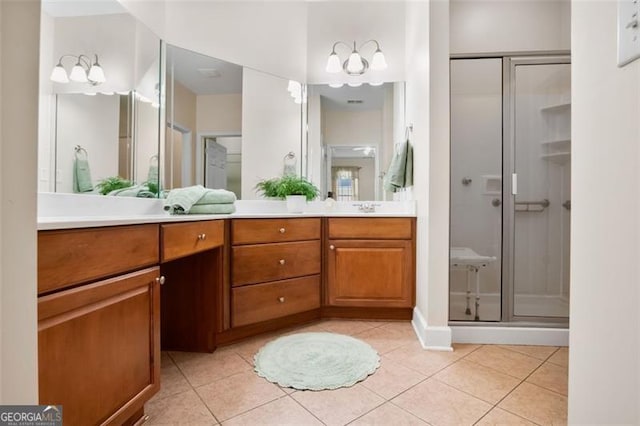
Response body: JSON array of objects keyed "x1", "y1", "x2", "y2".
[
  {"x1": 357, "y1": 39, "x2": 382, "y2": 52},
  {"x1": 57, "y1": 54, "x2": 92, "y2": 70},
  {"x1": 330, "y1": 41, "x2": 354, "y2": 55}
]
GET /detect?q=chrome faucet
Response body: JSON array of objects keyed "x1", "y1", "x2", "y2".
[{"x1": 354, "y1": 202, "x2": 378, "y2": 213}]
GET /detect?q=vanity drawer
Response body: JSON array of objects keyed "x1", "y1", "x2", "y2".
[
  {"x1": 232, "y1": 240, "x2": 321, "y2": 286},
  {"x1": 327, "y1": 218, "x2": 413, "y2": 240},
  {"x1": 232, "y1": 218, "x2": 320, "y2": 245},
  {"x1": 161, "y1": 220, "x2": 225, "y2": 262},
  {"x1": 38, "y1": 224, "x2": 159, "y2": 295},
  {"x1": 232, "y1": 275, "x2": 320, "y2": 327}
]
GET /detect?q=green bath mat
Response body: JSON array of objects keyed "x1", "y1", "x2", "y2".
[{"x1": 254, "y1": 332, "x2": 380, "y2": 391}]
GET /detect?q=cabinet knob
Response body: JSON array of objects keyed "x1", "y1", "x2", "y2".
[
  {"x1": 279, "y1": 259, "x2": 286, "y2": 265},
  {"x1": 278, "y1": 297, "x2": 285, "y2": 303},
  {"x1": 279, "y1": 227, "x2": 286, "y2": 234},
  {"x1": 156, "y1": 276, "x2": 166, "y2": 285},
  {"x1": 330, "y1": 245, "x2": 335, "y2": 250},
  {"x1": 197, "y1": 233, "x2": 207, "y2": 240}
]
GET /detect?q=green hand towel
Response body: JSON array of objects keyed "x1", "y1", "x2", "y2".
[
  {"x1": 384, "y1": 140, "x2": 413, "y2": 192},
  {"x1": 197, "y1": 189, "x2": 237, "y2": 205},
  {"x1": 107, "y1": 185, "x2": 155, "y2": 198},
  {"x1": 73, "y1": 158, "x2": 94, "y2": 193},
  {"x1": 188, "y1": 204, "x2": 236, "y2": 215},
  {"x1": 164, "y1": 185, "x2": 207, "y2": 214}
]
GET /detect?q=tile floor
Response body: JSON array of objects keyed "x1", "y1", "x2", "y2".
[{"x1": 146, "y1": 320, "x2": 568, "y2": 425}]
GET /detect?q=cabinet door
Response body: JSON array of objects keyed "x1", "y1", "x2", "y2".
[
  {"x1": 38, "y1": 267, "x2": 161, "y2": 426},
  {"x1": 327, "y1": 240, "x2": 414, "y2": 308}
]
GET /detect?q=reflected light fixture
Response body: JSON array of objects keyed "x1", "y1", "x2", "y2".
[
  {"x1": 326, "y1": 40, "x2": 387, "y2": 76},
  {"x1": 50, "y1": 54, "x2": 106, "y2": 86}
]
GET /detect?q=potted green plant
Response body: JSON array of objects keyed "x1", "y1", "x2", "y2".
[{"x1": 255, "y1": 175, "x2": 319, "y2": 213}]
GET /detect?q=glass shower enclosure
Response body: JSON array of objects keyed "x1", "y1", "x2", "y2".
[{"x1": 449, "y1": 55, "x2": 571, "y2": 324}]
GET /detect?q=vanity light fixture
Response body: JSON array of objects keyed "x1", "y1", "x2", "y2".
[
  {"x1": 287, "y1": 80, "x2": 306, "y2": 104},
  {"x1": 328, "y1": 82, "x2": 344, "y2": 88},
  {"x1": 326, "y1": 40, "x2": 387, "y2": 76},
  {"x1": 50, "y1": 54, "x2": 106, "y2": 85}
]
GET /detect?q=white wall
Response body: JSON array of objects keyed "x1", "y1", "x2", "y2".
[
  {"x1": 156, "y1": 1, "x2": 307, "y2": 82},
  {"x1": 56, "y1": 94, "x2": 120, "y2": 193},
  {"x1": 0, "y1": 0, "x2": 39, "y2": 403},
  {"x1": 38, "y1": 11, "x2": 55, "y2": 192},
  {"x1": 569, "y1": 1, "x2": 640, "y2": 423},
  {"x1": 241, "y1": 68, "x2": 302, "y2": 200},
  {"x1": 306, "y1": 1, "x2": 405, "y2": 85},
  {"x1": 406, "y1": 0, "x2": 452, "y2": 349},
  {"x1": 450, "y1": 0, "x2": 570, "y2": 54}
]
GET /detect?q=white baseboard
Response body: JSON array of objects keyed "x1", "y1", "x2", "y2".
[
  {"x1": 412, "y1": 307, "x2": 453, "y2": 351},
  {"x1": 451, "y1": 325, "x2": 569, "y2": 346}
]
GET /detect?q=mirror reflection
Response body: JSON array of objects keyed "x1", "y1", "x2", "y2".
[
  {"x1": 40, "y1": 0, "x2": 161, "y2": 196},
  {"x1": 306, "y1": 82, "x2": 405, "y2": 201},
  {"x1": 165, "y1": 44, "x2": 304, "y2": 200}
]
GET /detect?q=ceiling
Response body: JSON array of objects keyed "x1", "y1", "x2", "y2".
[
  {"x1": 167, "y1": 45, "x2": 243, "y2": 95},
  {"x1": 311, "y1": 82, "x2": 389, "y2": 111}
]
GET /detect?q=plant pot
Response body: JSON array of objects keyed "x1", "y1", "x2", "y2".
[{"x1": 286, "y1": 195, "x2": 307, "y2": 213}]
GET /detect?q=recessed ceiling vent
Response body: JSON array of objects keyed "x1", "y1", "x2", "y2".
[
  {"x1": 198, "y1": 68, "x2": 221, "y2": 78},
  {"x1": 347, "y1": 99, "x2": 363, "y2": 104}
]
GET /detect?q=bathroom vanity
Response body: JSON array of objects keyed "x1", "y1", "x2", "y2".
[{"x1": 36, "y1": 200, "x2": 416, "y2": 425}]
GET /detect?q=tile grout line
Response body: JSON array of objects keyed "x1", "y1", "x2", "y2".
[{"x1": 287, "y1": 392, "x2": 329, "y2": 425}]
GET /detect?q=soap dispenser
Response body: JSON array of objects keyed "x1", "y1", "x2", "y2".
[{"x1": 324, "y1": 191, "x2": 336, "y2": 211}]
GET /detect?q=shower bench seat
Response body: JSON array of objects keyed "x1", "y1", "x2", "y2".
[{"x1": 450, "y1": 247, "x2": 497, "y2": 320}]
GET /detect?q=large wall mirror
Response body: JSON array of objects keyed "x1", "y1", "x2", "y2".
[
  {"x1": 165, "y1": 44, "x2": 305, "y2": 200},
  {"x1": 306, "y1": 82, "x2": 405, "y2": 201},
  {"x1": 39, "y1": 0, "x2": 162, "y2": 196}
]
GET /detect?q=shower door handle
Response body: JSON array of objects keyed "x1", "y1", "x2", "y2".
[{"x1": 511, "y1": 173, "x2": 518, "y2": 195}]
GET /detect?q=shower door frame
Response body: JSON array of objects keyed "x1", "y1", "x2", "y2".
[{"x1": 501, "y1": 55, "x2": 571, "y2": 324}]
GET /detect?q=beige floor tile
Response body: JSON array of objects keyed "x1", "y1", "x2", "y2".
[
  {"x1": 375, "y1": 321, "x2": 417, "y2": 338},
  {"x1": 464, "y1": 346, "x2": 542, "y2": 379},
  {"x1": 226, "y1": 333, "x2": 283, "y2": 363},
  {"x1": 475, "y1": 407, "x2": 537, "y2": 426},
  {"x1": 321, "y1": 320, "x2": 383, "y2": 335},
  {"x1": 498, "y1": 382, "x2": 567, "y2": 425},
  {"x1": 285, "y1": 322, "x2": 330, "y2": 335},
  {"x1": 350, "y1": 402, "x2": 428, "y2": 425},
  {"x1": 196, "y1": 371, "x2": 286, "y2": 421},
  {"x1": 392, "y1": 378, "x2": 492, "y2": 426},
  {"x1": 161, "y1": 351, "x2": 175, "y2": 369},
  {"x1": 526, "y1": 362, "x2": 568, "y2": 396},
  {"x1": 170, "y1": 350, "x2": 252, "y2": 387},
  {"x1": 355, "y1": 326, "x2": 418, "y2": 355},
  {"x1": 146, "y1": 389, "x2": 218, "y2": 425},
  {"x1": 384, "y1": 341, "x2": 462, "y2": 377},
  {"x1": 434, "y1": 359, "x2": 520, "y2": 404},
  {"x1": 360, "y1": 356, "x2": 426, "y2": 399},
  {"x1": 451, "y1": 343, "x2": 482, "y2": 357},
  {"x1": 547, "y1": 347, "x2": 569, "y2": 368},
  {"x1": 291, "y1": 383, "x2": 384, "y2": 425},
  {"x1": 151, "y1": 363, "x2": 192, "y2": 402},
  {"x1": 499, "y1": 345, "x2": 559, "y2": 361},
  {"x1": 222, "y1": 396, "x2": 322, "y2": 426}
]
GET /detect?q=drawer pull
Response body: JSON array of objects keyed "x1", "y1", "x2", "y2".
[
  {"x1": 278, "y1": 296, "x2": 285, "y2": 303},
  {"x1": 156, "y1": 276, "x2": 166, "y2": 285},
  {"x1": 279, "y1": 227, "x2": 286, "y2": 234},
  {"x1": 279, "y1": 259, "x2": 286, "y2": 265},
  {"x1": 330, "y1": 245, "x2": 335, "y2": 250},
  {"x1": 197, "y1": 233, "x2": 207, "y2": 241}
]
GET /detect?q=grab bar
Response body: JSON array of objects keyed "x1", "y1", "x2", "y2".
[{"x1": 515, "y1": 199, "x2": 549, "y2": 212}]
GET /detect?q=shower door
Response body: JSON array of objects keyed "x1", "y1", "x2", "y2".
[{"x1": 503, "y1": 57, "x2": 571, "y2": 320}]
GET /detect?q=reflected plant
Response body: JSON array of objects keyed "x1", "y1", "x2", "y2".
[{"x1": 95, "y1": 176, "x2": 133, "y2": 195}]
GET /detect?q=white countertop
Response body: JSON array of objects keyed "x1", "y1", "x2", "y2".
[{"x1": 37, "y1": 193, "x2": 416, "y2": 230}]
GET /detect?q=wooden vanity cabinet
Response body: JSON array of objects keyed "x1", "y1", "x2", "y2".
[
  {"x1": 230, "y1": 218, "x2": 321, "y2": 328},
  {"x1": 37, "y1": 225, "x2": 161, "y2": 426},
  {"x1": 325, "y1": 218, "x2": 415, "y2": 316}
]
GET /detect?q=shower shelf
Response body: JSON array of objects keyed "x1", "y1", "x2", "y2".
[
  {"x1": 541, "y1": 152, "x2": 570, "y2": 164},
  {"x1": 540, "y1": 102, "x2": 571, "y2": 113},
  {"x1": 541, "y1": 138, "x2": 570, "y2": 147}
]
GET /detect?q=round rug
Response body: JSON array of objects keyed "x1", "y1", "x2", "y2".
[{"x1": 254, "y1": 332, "x2": 380, "y2": 391}]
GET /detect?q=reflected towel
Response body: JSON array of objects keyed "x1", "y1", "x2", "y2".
[
  {"x1": 164, "y1": 185, "x2": 207, "y2": 214},
  {"x1": 383, "y1": 140, "x2": 413, "y2": 192},
  {"x1": 187, "y1": 204, "x2": 236, "y2": 215},
  {"x1": 197, "y1": 189, "x2": 237, "y2": 205},
  {"x1": 73, "y1": 158, "x2": 94, "y2": 193},
  {"x1": 107, "y1": 185, "x2": 155, "y2": 198}
]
